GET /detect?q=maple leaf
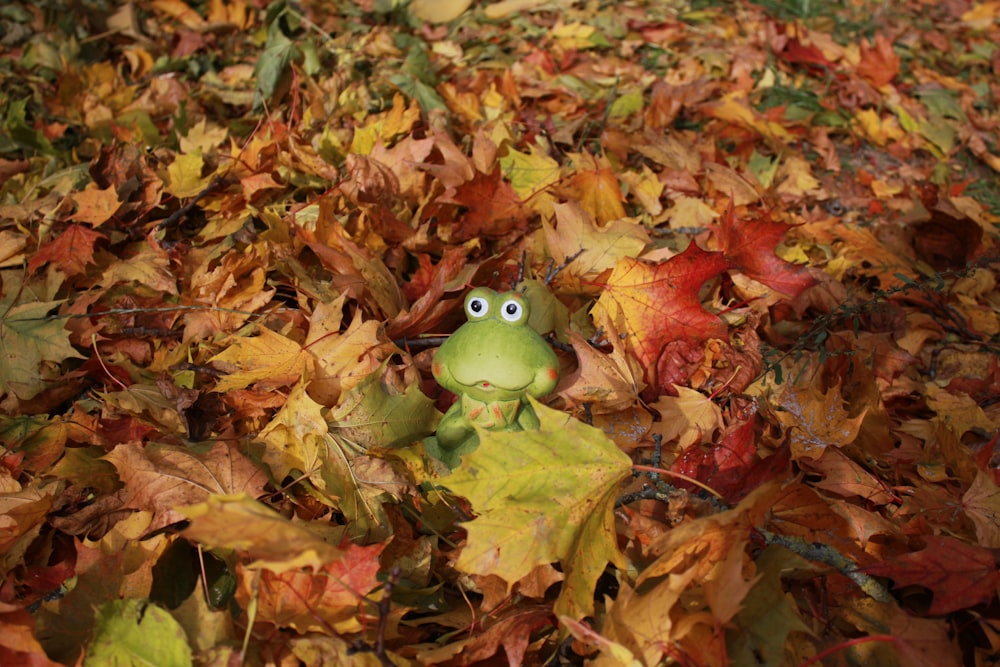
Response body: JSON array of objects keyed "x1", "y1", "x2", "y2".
[
  {"x1": 717, "y1": 201, "x2": 815, "y2": 298},
  {"x1": 210, "y1": 325, "x2": 314, "y2": 392},
  {"x1": 86, "y1": 599, "x2": 192, "y2": 666},
  {"x1": 28, "y1": 224, "x2": 105, "y2": 277},
  {"x1": 104, "y1": 441, "x2": 269, "y2": 534},
  {"x1": 557, "y1": 158, "x2": 627, "y2": 224},
  {"x1": 729, "y1": 546, "x2": 814, "y2": 667},
  {"x1": 774, "y1": 379, "x2": 868, "y2": 460},
  {"x1": 597, "y1": 570, "x2": 697, "y2": 666},
  {"x1": 436, "y1": 165, "x2": 530, "y2": 241},
  {"x1": 864, "y1": 535, "x2": 1000, "y2": 615},
  {"x1": 440, "y1": 399, "x2": 632, "y2": 620},
  {"x1": 180, "y1": 493, "x2": 364, "y2": 573},
  {"x1": 328, "y1": 368, "x2": 440, "y2": 449},
  {"x1": 71, "y1": 184, "x2": 121, "y2": 226},
  {"x1": 0, "y1": 300, "x2": 84, "y2": 400},
  {"x1": 856, "y1": 33, "x2": 901, "y2": 88},
  {"x1": 233, "y1": 543, "x2": 384, "y2": 634},
  {"x1": 649, "y1": 385, "x2": 723, "y2": 449},
  {"x1": 544, "y1": 201, "x2": 649, "y2": 277},
  {"x1": 592, "y1": 244, "x2": 728, "y2": 384}
]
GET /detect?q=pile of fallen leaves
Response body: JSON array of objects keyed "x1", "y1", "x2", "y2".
[{"x1": 1, "y1": 0, "x2": 999, "y2": 665}]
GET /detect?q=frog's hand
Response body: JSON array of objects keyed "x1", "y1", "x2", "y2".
[
  {"x1": 516, "y1": 402, "x2": 541, "y2": 431},
  {"x1": 527, "y1": 363, "x2": 560, "y2": 398},
  {"x1": 436, "y1": 406, "x2": 475, "y2": 450}
]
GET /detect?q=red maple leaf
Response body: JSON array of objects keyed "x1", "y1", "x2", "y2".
[
  {"x1": 437, "y1": 166, "x2": 530, "y2": 241},
  {"x1": 864, "y1": 535, "x2": 1000, "y2": 615},
  {"x1": 717, "y1": 201, "x2": 815, "y2": 298},
  {"x1": 597, "y1": 244, "x2": 729, "y2": 377},
  {"x1": 856, "y1": 33, "x2": 900, "y2": 88},
  {"x1": 28, "y1": 224, "x2": 105, "y2": 276},
  {"x1": 672, "y1": 419, "x2": 790, "y2": 504}
]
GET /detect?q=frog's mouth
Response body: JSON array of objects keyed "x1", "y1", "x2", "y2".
[{"x1": 474, "y1": 380, "x2": 526, "y2": 392}]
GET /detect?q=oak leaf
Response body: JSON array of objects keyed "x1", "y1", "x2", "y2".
[{"x1": 440, "y1": 399, "x2": 632, "y2": 620}]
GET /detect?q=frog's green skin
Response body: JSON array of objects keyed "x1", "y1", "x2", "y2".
[{"x1": 427, "y1": 287, "x2": 560, "y2": 467}]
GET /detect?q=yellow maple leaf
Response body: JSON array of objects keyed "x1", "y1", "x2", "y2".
[
  {"x1": 544, "y1": 201, "x2": 649, "y2": 277},
  {"x1": 165, "y1": 151, "x2": 211, "y2": 198},
  {"x1": 650, "y1": 385, "x2": 724, "y2": 449},
  {"x1": 211, "y1": 326, "x2": 313, "y2": 392}
]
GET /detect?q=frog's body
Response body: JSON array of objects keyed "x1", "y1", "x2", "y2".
[{"x1": 427, "y1": 287, "x2": 560, "y2": 467}]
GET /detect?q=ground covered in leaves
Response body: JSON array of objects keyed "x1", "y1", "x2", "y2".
[{"x1": 1, "y1": 0, "x2": 999, "y2": 665}]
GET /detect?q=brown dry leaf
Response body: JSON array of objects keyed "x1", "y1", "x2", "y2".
[
  {"x1": 962, "y1": 471, "x2": 1000, "y2": 548},
  {"x1": 774, "y1": 379, "x2": 868, "y2": 460},
  {"x1": 104, "y1": 441, "x2": 269, "y2": 534},
  {"x1": 558, "y1": 330, "x2": 645, "y2": 413}
]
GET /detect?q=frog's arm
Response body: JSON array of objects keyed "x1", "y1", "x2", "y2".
[
  {"x1": 435, "y1": 402, "x2": 474, "y2": 450},
  {"x1": 515, "y1": 402, "x2": 541, "y2": 430}
]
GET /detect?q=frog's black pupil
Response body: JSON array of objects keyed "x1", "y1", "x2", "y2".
[
  {"x1": 506, "y1": 304, "x2": 517, "y2": 315},
  {"x1": 471, "y1": 301, "x2": 482, "y2": 312}
]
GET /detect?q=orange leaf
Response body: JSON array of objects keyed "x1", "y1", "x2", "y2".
[
  {"x1": 28, "y1": 225, "x2": 105, "y2": 276},
  {"x1": 235, "y1": 541, "x2": 384, "y2": 634},
  {"x1": 775, "y1": 380, "x2": 868, "y2": 460},
  {"x1": 72, "y1": 185, "x2": 121, "y2": 226},
  {"x1": 857, "y1": 33, "x2": 900, "y2": 88},
  {"x1": 559, "y1": 161, "x2": 627, "y2": 224}
]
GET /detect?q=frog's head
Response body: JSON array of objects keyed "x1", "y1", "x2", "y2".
[{"x1": 432, "y1": 287, "x2": 560, "y2": 402}]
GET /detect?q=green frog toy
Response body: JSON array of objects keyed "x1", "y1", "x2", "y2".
[{"x1": 426, "y1": 287, "x2": 560, "y2": 468}]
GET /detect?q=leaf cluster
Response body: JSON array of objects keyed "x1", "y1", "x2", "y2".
[{"x1": 0, "y1": 0, "x2": 999, "y2": 666}]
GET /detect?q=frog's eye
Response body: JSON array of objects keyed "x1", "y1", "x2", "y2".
[
  {"x1": 499, "y1": 299, "x2": 525, "y2": 323},
  {"x1": 467, "y1": 296, "x2": 490, "y2": 319}
]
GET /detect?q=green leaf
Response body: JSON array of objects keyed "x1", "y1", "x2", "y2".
[
  {"x1": 388, "y1": 73, "x2": 448, "y2": 112},
  {"x1": 84, "y1": 599, "x2": 192, "y2": 667},
  {"x1": 0, "y1": 300, "x2": 83, "y2": 400},
  {"x1": 328, "y1": 369, "x2": 441, "y2": 449},
  {"x1": 2, "y1": 98, "x2": 56, "y2": 156},
  {"x1": 439, "y1": 399, "x2": 632, "y2": 620}
]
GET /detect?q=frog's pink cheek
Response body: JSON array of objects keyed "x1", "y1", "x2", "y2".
[
  {"x1": 546, "y1": 367, "x2": 559, "y2": 382},
  {"x1": 432, "y1": 362, "x2": 443, "y2": 378}
]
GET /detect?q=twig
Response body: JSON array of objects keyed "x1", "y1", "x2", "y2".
[
  {"x1": 156, "y1": 174, "x2": 234, "y2": 232},
  {"x1": 757, "y1": 529, "x2": 892, "y2": 603}
]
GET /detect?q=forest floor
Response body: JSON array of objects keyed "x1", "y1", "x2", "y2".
[{"x1": 1, "y1": 0, "x2": 999, "y2": 665}]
